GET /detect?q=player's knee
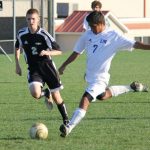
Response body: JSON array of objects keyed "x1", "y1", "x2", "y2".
[
  {"x1": 96, "y1": 92, "x2": 106, "y2": 101},
  {"x1": 82, "y1": 92, "x2": 94, "y2": 102},
  {"x1": 97, "y1": 89, "x2": 112, "y2": 100},
  {"x1": 79, "y1": 92, "x2": 93, "y2": 110},
  {"x1": 31, "y1": 91, "x2": 41, "y2": 99}
]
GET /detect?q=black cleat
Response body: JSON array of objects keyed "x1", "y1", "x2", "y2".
[
  {"x1": 44, "y1": 88, "x2": 53, "y2": 110},
  {"x1": 59, "y1": 124, "x2": 70, "y2": 137}
]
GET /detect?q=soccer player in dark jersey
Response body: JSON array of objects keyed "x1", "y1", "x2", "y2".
[{"x1": 15, "y1": 8, "x2": 69, "y2": 125}]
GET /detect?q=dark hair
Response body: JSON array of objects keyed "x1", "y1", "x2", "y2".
[
  {"x1": 91, "y1": 0, "x2": 102, "y2": 9},
  {"x1": 86, "y1": 11, "x2": 105, "y2": 26},
  {"x1": 26, "y1": 8, "x2": 39, "y2": 16}
]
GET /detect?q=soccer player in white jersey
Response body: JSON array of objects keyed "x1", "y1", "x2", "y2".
[
  {"x1": 15, "y1": 8, "x2": 69, "y2": 125},
  {"x1": 59, "y1": 11, "x2": 150, "y2": 137}
]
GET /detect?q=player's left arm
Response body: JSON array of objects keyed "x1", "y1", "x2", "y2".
[
  {"x1": 39, "y1": 48, "x2": 62, "y2": 56},
  {"x1": 133, "y1": 41, "x2": 150, "y2": 50},
  {"x1": 39, "y1": 40, "x2": 62, "y2": 56},
  {"x1": 15, "y1": 38, "x2": 22, "y2": 76},
  {"x1": 15, "y1": 48, "x2": 22, "y2": 76}
]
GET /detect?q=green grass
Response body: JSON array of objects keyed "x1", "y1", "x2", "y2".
[{"x1": 0, "y1": 50, "x2": 150, "y2": 150}]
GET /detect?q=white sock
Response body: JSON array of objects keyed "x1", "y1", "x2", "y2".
[
  {"x1": 68, "y1": 108, "x2": 86, "y2": 131},
  {"x1": 41, "y1": 91, "x2": 45, "y2": 97},
  {"x1": 109, "y1": 85, "x2": 133, "y2": 97}
]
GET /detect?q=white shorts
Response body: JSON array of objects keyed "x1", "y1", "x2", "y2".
[{"x1": 85, "y1": 81, "x2": 107, "y2": 102}]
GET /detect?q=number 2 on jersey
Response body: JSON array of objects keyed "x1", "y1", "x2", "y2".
[
  {"x1": 31, "y1": 47, "x2": 38, "y2": 55},
  {"x1": 93, "y1": 44, "x2": 98, "y2": 53}
]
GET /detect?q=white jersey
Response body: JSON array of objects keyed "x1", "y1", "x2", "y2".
[{"x1": 73, "y1": 28, "x2": 136, "y2": 84}]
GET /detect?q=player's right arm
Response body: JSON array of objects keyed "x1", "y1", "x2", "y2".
[
  {"x1": 59, "y1": 33, "x2": 86, "y2": 75},
  {"x1": 15, "y1": 39, "x2": 22, "y2": 76},
  {"x1": 58, "y1": 52, "x2": 80, "y2": 75}
]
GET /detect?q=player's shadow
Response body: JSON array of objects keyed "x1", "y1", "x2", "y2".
[
  {"x1": 0, "y1": 137, "x2": 26, "y2": 140},
  {"x1": 0, "y1": 81, "x2": 26, "y2": 84},
  {"x1": 102, "y1": 101, "x2": 150, "y2": 104},
  {"x1": 22, "y1": 116, "x2": 60, "y2": 122},
  {"x1": 87, "y1": 116, "x2": 150, "y2": 120}
]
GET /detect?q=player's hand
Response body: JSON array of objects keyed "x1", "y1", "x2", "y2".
[
  {"x1": 16, "y1": 65, "x2": 22, "y2": 76},
  {"x1": 58, "y1": 66, "x2": 65, "y2": 75},
  {"x1": 39, "y1": 50, "x2": 49, "y2": 56}
]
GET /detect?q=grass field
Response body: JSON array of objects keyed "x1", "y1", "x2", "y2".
[{"x1": 0, "y1": 50, "x2": 150, "y2": 150}]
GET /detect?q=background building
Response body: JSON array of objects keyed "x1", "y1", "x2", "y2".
[
  {"x1": 1, "y1": 0, "x2": 150, "y2": 18},
  {"x1": 0, "y1": 0, "x2": 150, "y2": 53}
]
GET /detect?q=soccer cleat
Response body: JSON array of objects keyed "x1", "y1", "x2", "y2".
[
  {"x1": 44, "y1": 89, "x2": 53, "y2": 111},
  {"x1": 45, "y1": 96, "x2": 53, "y2": 111},
  {"x1": 130, "y1": 81, "x2": 148, "y2": 92},
  {"x1": 63, "y1": 119, "x2": 70, "y2": 126},
  {"x1": 59, "y1": 124, "x2": 71, "y2": 137},
  {"x1": 44, "y1": 88, "x2": 51, "y2": 98}
]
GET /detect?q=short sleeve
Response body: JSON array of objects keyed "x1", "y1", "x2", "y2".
[{"x1": 15, "y1": 38, "x2": 20, "y2": 49}]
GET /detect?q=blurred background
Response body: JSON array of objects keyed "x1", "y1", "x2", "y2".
[{"x1": 0, "y1": 0, "x2": 150, "y2": 54}]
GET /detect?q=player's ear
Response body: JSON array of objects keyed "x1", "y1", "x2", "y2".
[{"x1": 37, "y1": 15, "x2": 40, "y2": 25}]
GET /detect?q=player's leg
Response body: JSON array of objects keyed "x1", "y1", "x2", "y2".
[
  {"x1": 43, "y1": 61, "x2": 69, "y2": 124},
  {"x1": 29, "y1": 82, "x2": 42, "y2": 99},
  {"x1": 43, "y1": 88, "x2": 53, "y2": 111},
  {"x1": 59, "y1": 82, "x2": 106, "y2": 137},
  {"x1": 29, "y1": 82, "x2": 52, "y2": 100},
  {"x1": 28, "y1": 70, "x2": 53, "y2": 110},
  {"x1": 59, "y1": 92, "x2": 92, "y2": 137},
  {"x1": 97, "y1": 81, "x2": 148, "y2": 101},
  {"x1": 51, "y1": 90, "x2": 69, "y2": 125}
]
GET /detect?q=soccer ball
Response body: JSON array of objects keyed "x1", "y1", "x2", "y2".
[{"x1": 29, "y1": 123, "x2": 48, "y2": 140}]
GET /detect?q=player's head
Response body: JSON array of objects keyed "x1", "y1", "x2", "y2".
[
  {"x1": 86, "y1": 11, "x2": 105, "y2": 34},
  {"x1": 91, "y1": 0, "x2": 102, "y2": 11},
  {"x1": 26, "y1": 8, "x2": 40, "y2": 29}
]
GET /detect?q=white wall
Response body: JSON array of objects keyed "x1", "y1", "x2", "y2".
[
  {"x1": 55, "y1": 33, "x2": 81, "y2": 51},
  {"x1": 0, "y1": 0, "x2": 30, "y2": 17},
  {"x1": 1, "y1": 0, "x2": 150, "y2": 18},
  {"x1": 146, "y1": 0, "x2": 150, "y2": 17},
  {"x1": 54, "y1": 0, "x2": 150, "y2": 18},
  {"x1": 101, "y1": 0, "x2": 144, "y2": 18}
]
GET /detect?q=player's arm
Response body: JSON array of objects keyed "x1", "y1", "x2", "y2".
[
  {"x1": 133, "y1": 41, "x2": 150, "y2": 50},
  {"x1": 58, "y1": 33, "x2": 86, "y2": 75},
  {"x1": 39, "y1": 41, "x2": 62, "y2": 56},
  {"x1": 39, "y1": 49, "x2": 62, "y2": 56},
  {"x1": 15, "y1": 39, "x2": 22, "y2": 76},
  {"x1": 15, "y1": 48, "x2": 22, "y2": 76},
  {"x1": 58, "y1": 51, "x2": 80, "y2": 75},
  {"x1": 47, "y1": 41, "x2": 62, "y2": 56}
]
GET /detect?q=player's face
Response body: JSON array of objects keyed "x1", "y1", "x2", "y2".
[
  {"x1": 90, "y1": 23, "x2": 104, "y2": 34},
  {"x1": 26, "y1": 13, "x2": 40, "y2": 31},
  {"x1": 92, "y1": 6, "x2": 101, "y2": 11}
]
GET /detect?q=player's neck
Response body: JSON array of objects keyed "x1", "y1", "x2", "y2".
[
  {"x1": 28, "y1": 26, "x2": 40, "y2": 34},
  {"x1": 93, "y1": 26, "x2": 106, "y2": 35}
]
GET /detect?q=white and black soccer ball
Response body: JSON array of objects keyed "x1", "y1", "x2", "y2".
[{"x1": 29, "y1": 123, "x2": 48, "y2": 140}]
